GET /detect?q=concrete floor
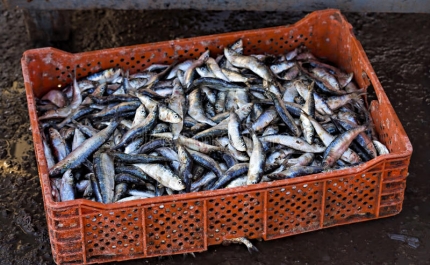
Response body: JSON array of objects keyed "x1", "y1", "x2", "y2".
[{"x1": 1, "y1": 3, "x2": 430, "y2": 265}]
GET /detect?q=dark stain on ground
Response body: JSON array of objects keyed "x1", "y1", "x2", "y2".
[{"x1": 0, "y1": 2, "x2": 429, "y2": 264}]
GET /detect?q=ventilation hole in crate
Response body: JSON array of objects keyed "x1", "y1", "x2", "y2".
[
  {"x1": 83, "y1": 209, "x2": 142, "y2": 257},
  {"x1": 145, "y1": 200, "x2": 205, "y2": 255},
  {"x1": 324, "y1": 174, "x2": 380, "y2": 226},
  {"x1": 207, "y1": 192, "x2": 263, "y2": 244},
  {"x1": 266, "y1": 182, "x2": 322, "y2": 238}
]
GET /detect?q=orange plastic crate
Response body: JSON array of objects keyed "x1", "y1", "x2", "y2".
[{"x1": 22, "y1": 9, "x2": 412, "y2": 265}]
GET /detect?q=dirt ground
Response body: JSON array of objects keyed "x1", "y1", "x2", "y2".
[{"x1": 1, "y1": 2, "x2": 429, "y2": 264}]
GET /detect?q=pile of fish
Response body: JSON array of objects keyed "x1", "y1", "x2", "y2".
[{"x1": 35, "y1": 39, "x2": 390, "y2": 204}]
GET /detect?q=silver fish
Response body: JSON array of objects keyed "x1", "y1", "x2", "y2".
[
  {"x1": 228, "y1": 109, "x2": 247, "y2": 152},
  {"x1": 188, "y1": 89, "x2": 217, "y2": 126},
  {"x1": 133, "y1": 163, "x2": 185, "y2": 190},
  {"x1": 60, "y1": 169, "x2": 75, "y2": 202},
  {"x1": 94, "y1": 152, "x2": 115, "y2": 204},
  {"x1": 169, "y1": 79, "x2": 186, "y2": 139},
  {"x1": 247, "y1": 128, "x2": 265, "y2": 185},
  {"x1": 49, "y1": 120, "x2": 119, "y2": 176}
]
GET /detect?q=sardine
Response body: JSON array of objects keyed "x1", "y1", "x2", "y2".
[
  {"x1": 177, "y1": 145, "x2": 194, "y2": 192},
  {"x1": 49, "y1": 120, "x2": 119, "y2": 176},
  {"x1": 228, "y1": 109, "x2": 247, "y2": 152},
  {"x1": 260, "y1": 135, "x2": 326, "y2": 153},
  {"x1": 133, "y1": 163, "x2": 185, "y2": 190},
  {"x1": 247, "y1": 128, "x2": 265, "y2": 185},
  {"x1": 184, "y1": 50, "x2": 210, "y2": 88},
  {"x1": 94, "y1": 152, "x2": 115, "y2": 204},
  {"x1": 112, "y1": 105, "x2": 158, "y2": 150},
  {"x1": 59, "y1": 169, "x2": 75, "y2": 201},
  {"x1": 210, "y1": 163, "x2": 249, "y2": 190},
  {"x1": 322, "y1": 125, "x2": 367, "y2": 168},
  {"x1": 188, "y1": 89, "x2": 217, "y2": 126}
]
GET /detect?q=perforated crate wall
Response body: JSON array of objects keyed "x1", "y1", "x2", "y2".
[
  {"x1": 144, "y1": 200, "x2": 206, "y2": 256},
  {"x1": 207, "y1": 192, "x2": 264, "y2": 244}
]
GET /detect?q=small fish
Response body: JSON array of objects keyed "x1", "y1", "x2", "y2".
[
  {"x1": 188, "y1": 77, "x2": 247, "y2": 93},
  {"x1": 133, "y1": 163, "x2": 185, "y2": 190},
  {"x1": 300, "y1": 85, "x2": 316, "y2": 144},
  {"x1": 188, "y1": 89, "x2": 217, "y2": 126},
  {"x1": 49, "y1": 127, "x2": 69, "y2": 162},
  {"x1": 184, "y1": 50, "x2": 210, "y2": 88},
  {"x1": 128, "y1": 189, "x2": 156, "y2": 198},
  {"x1": 111, "y1": 105, "x2": 158, "y2": 150},
  {"x1": 228, "y1": 109, "x2": 247, "y2": 152},
  {"x1": 322, "y1": 125, "x2": 367, "y2": 168},
  {"x1": 167, "y1": 60, "x2": 194, "y2": 79},
  {"x1": 266, "y1": 91, "x2": 301, "y2": 137},
  {"x1": 109, "y1": 152, "x2": 170, "y2": 164},
  {"x1": 191, "y1": 171, "x2": 217, "y2": 192},
  {"x1": 49, "y1": 120, "x2": 118, "y2": 176},
  {"x1": 224, "y1": 48, "x2": 273, "y2": 81},
  {"x1": 206, "y1": 57, "x2": 229, "y2": 81},
  {"x1": 72, "y1": 128, "x2": 86, "y2": 151},
  {"x1": 136, "y1": 138, "x2": 173, "y2": 154},
  {"x1": 116, "y1": 195, "x2": 152, "y2": 202},
  {"x1": 177, "y1": 145, "x2": 194, "y2": 192},
  {"x1": 260, "y1": 135, "x2": 326, "y2": 153},
  {"x1": 223, "y1": 237, "x2": 259, "y2": 254},
  {"x1": 132, "y1": 104, "x2": 147, "y2": 127},
  {"x1": 113, "y1": 183, "x2": 128, "y2": 202},
  {"x1": 114, "y1": 173, "x2": 145, "y2": 185},
  {"x1": 152, "y1": 133, "x2": 222, "y2": 153},
  {"x1": 59, "y1": 169, "x2": 75, "y2": 202},
  {"x1": 247, "y1": 127, "x2": 265, "y2": 185},
  {"x1": 90, "y1": 173, "x2": 103, "y2": 203},
  {"x1": 225, "y1": 175, "x2": 248, "y2": 188},
  {"x1": 373, "y1": 140, "x2": 390, "y2": 155},
  {"x1": 268, "y1": 166, "x2": 324, "y2": 180},
  {"x1": 115, "y1": 165, "x2": 152, "y2": 183},
  {"x1": 87, "y1": 68, "x2": 121, "y2": 84},
  {"x1": 94, "y1": 152, "x2": 115, "y2": 204},
  {"x1": 187, "y1": 149, "x2": 224, "y2": 179},
  {"x1": 135, "y1": 92, "x2": 182, "y2": 123},
  {"x1": 215, "y1": 91, "x2": 227, "y2": 113},
  {"x1": 210, "y1": 163, "x2": 249, "y2": 190}
]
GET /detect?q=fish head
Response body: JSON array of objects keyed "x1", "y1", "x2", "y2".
[
  {"x1": 109, "y1": 68, "x2": 122, "y2": 79},
  {"x1": 169, "y1": 177, "x2": 186, "y2": 191},
  {"x1": 170, "y1": 112, "x2": 182, "y2": 123}
]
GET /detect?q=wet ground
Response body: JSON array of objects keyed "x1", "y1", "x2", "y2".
[{"x1": 1, "y1": 3, "x2": 430, "y2": 265}]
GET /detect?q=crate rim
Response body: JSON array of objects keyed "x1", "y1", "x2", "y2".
[{"x1": 21, "y1": 9, "x2": 336, "y2": 59}]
